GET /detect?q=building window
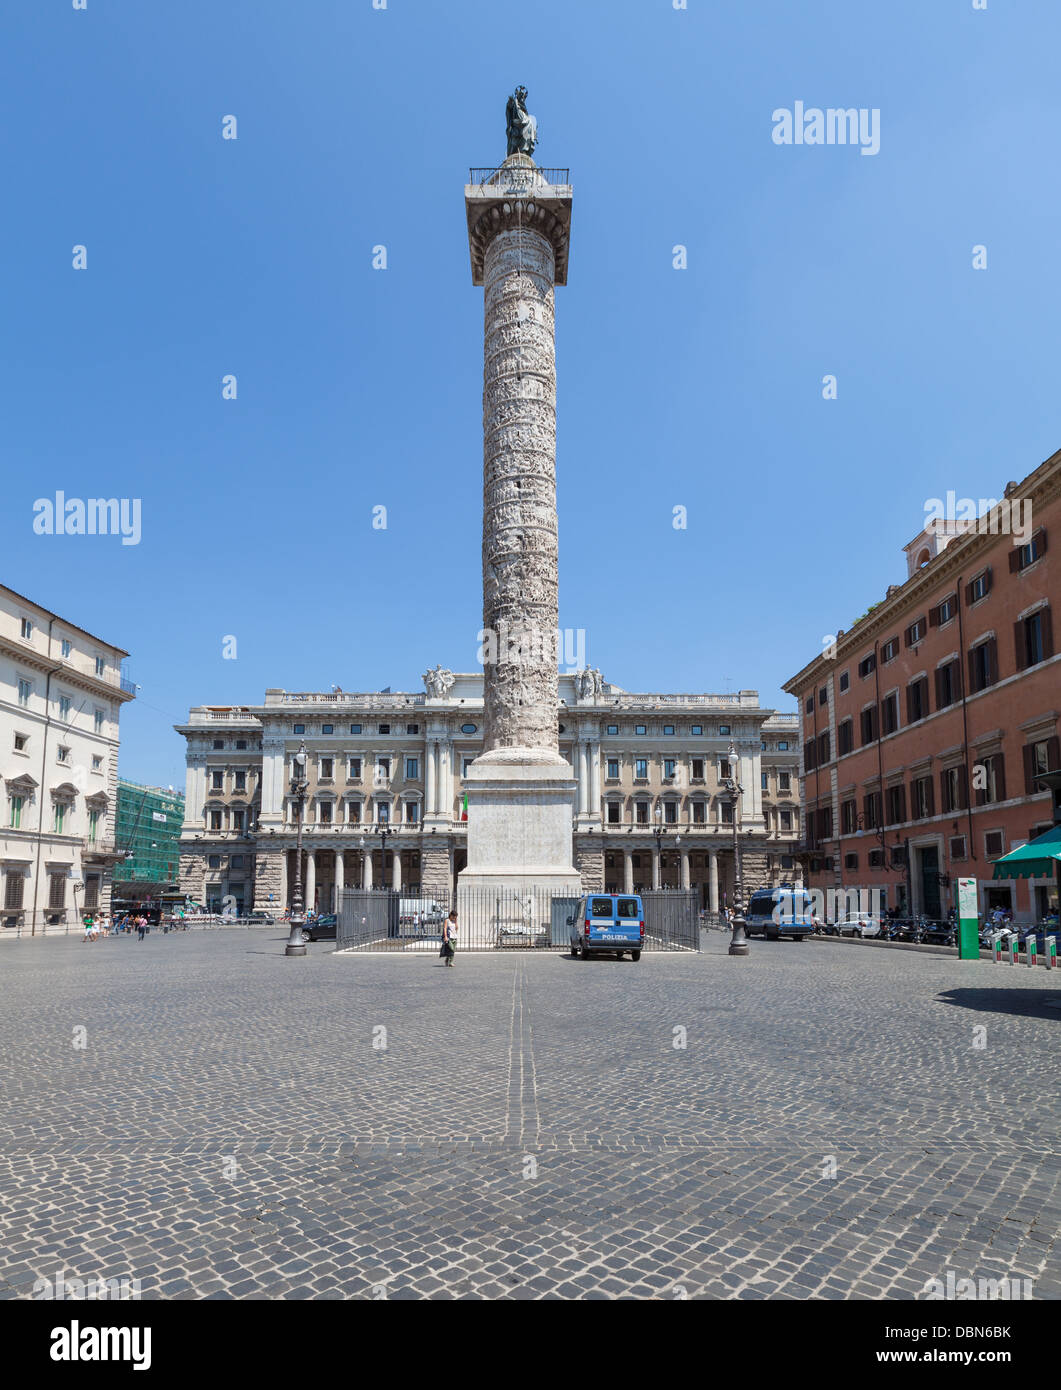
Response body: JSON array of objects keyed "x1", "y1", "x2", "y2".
[
  {"x1": 691, "y1": 758, "x2": 704, "y2": 780},
  {"x1": 208, "y1": 855, "x2": 221, "y2": 869},
  {"x1": 213, "y1": 739, "x2": 224, "y2": 749},
  {"x1": 635, "y1": 724, "x2": 646, "y2": 735},
  {"x1": 87, "y1": 808, "x2": 98, "y2": 842},
  {"x1": 10, "y1": 795, "x2": 24, "y2": 829},
  {"x1": 912, "y1": 776, "x2": 933, "y2": 819},
  {"x1": 4, "y1": 871, "x2": 25, "y2": 910},
  {"x1": 868, "y1": 849, "x2": 884, "y2": 868},
  {"x1": 968, "y1": 570, "x2": 991, "y2": 603},
  {"x1": 58, "y1": 695, "x2": 71, "y2": 720},
  {"x1": 635, "y1": 758, "x2": 648, "y2": 780},
  {"x1": 293, "y1": 724, "x2": 305, "y2": 735},
  {"x1": 377, "y1": 803, "x2": 390, "y2": 824},
  {"x1": 984, "y1": 830, "x2": 1005, "y2": 858},
  {"x1": 635, "y1": 802, "x2": 649, "y2": 824},
  {"x1": 781, "y1": 810, "x2": 793, "y2": 831},
  {"x1": 777, "y1": 771, "x2": 790, "y2": 793},
  {"x1": 817, "y1": 731, "x2": 830, "y2": 764},
  {"x1": 53, "y1": 803, "x2": 67, "y2": 834},
  {"x1": 230, "y1": 854, "x2": 244, "y2": 869},
  {"x1": 885, "y1": 785, "x2": 905, "y2": 824},
  {"x1": 606, "y1": 758, "x2": 620, "y2": 779},
  {"x1": 17, "y1": 679, "x2": 32, "y2": 708},
  {"x1": 14, "y1": 733, "x2": 27, "y2": 753},
  {"x1": 719, "y1": 725, "x2": 731, "y2": 736},
  {"x1": 236, "y1": 740, "x2": 247, "y2": 750},
  {"x1": 863, "y1": 791, "x2": 881, "y2": 830},
  {"x1": 607, "y1": 802, "x2": 620, "y2": 824},
  {"x1": 838, "y1": 672, "x2": 849, "y2": 693},
  {"x1": 860, "y1": 707, "x2": 878, "y2": 746},
  {"x1": 663, "y1": 759, "x2": 676, "y2": 779},
  {"x1": 1015, "y1": 609, "x2": 1052, "y2": 670},
  {"x1": 349, "y1": 758, "x2": 362, "y2": 780},
  {"x1": 663, "y1": 802, "x2": 677, "y2": 824},
  {"x1": 234, "y1": 770, "x2": 247, "y2": 792},
  {"x1": 57, "y1": 745, "x2": 70, "y2": 764},
  {"x1": 949, "y1": 835, "x2": 968, "y2": 862},
  {"x1": 761, "y1": 771, "x2": 769, "y2": 791},
  {"x1": 968, "y1": 639, "x2": 997, "y2": 693},
  {"x1": 376, "y1": 758, "x2": 391, "y2": 782},
  {"x1": 95, "y1": 656, "x2": 106, "y2": 676},
  {"x1": 720, "y1": 802, "x2": 734, "y2": 824},
  {"x1": 378, "y1": 724, "x2": 391, "y2": 735},
  {"x1": 211, "y1": 770, "x2": 224, "y2": 791},
  {"x1": 691, "y1": 725, "x2": 702, "y2": 736},
  {"x1": 941, "y1": 765, "x2": 968, "y2": 814},
  {"x1": 209, "y1": 811, "x2": 222, "y2": 830},
  {"x1": 805, "y1": 697, "x2": 813, "y2": 715},
  {"x1": 858, "y1": 653, "x2": 876, "y2": 678},
  {"x1": 60, "y1": 639, "x2": 71, "y2": 658},
  {"x1": 1013, "y1": 529, "x2": 1047, "y2": 571},
  {"x1": 407, "y1": 724, "x2": 419, "y2": 735},
  {"x1": 663, "y1": 725, "x2": 675, "y2": 736},
  {"x1": 936, "y1": 659, "x2": 961, "y2": 710},
  {"x1": 881, "y1": 637, "x2": 899, "y2": 663},
  {"x1": 350, "y1": 724, "x2": 362, "y2": 735},
  {"x1": 880, "y1": 692, "x2": 899, "y2": 737},
  {"x1": 405, "y1": 802, "x2": 419, "y2": 823},
  {"x1": 841, "y1": 800, "x2": 856, "y2": 835},
  {"x1": 406, "y1": 758, "x2": 419, "y2": 780},
  {"x1": 719, "y1": 759, "x2": 732, "y2": 781},
  {"x1": 18, "y1": 617, "x2": 31, "y2": 639},
  {"x1": 92, "y1": 755, "x2": 102, "y2": 771},
  {"x1": 844, "y1": 852, "x2": 859, "y2": 871},
  {"x1": 347, "y1": 802, "x2": 361, "y2": 823},
  {"x1": 320, "y1": 758, "x2": 334, "y2": 780},
  {"x1": 607, "y1": 724, "x2": 619, "y2": 735},
  {"x1": 462, "y1": 758, "x2": 474, "y2": 777},
  {"x1": 905, "y1": 617, "x2": 926, "y2": 647},
  {"x1": 975, "y1": 753, "x2": 1005, "y2": 806},
  {"x1": 692, "y1": 802, "x2": 705, "y2": 824},
  {"x1": 94, "y1": 708, "x2": 105, "y2": 734},
  {"x1": 1024, "y1": 737, "x2": 1059, "y2": 794},
  {"x1": 906, "y1": 677, "x2": 928, "y2": 724},
  {"x1": 778, "y1": 740, "x2": 789, "y2": 751}
]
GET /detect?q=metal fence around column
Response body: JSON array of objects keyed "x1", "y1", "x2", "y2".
[{"x1": 336, "y1": 887, "x2": 699, "y2": 953}]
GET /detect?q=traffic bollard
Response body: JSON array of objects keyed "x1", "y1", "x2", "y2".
[
  {"x1": 1047, "y1": 935, "x2": 1057, "y2": 970},
  {"x1": 1028, "y1": 935, "x2": 1037, "y2": 968},
  {"x1": 993, "y1": 934, "x2": 1003, "y2": 963},
  {"x1": 1010, "y1": 935, "x2": 1019, "y2": 964}
]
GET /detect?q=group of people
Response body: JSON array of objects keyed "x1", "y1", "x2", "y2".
[{"x1": 81, "y1": 912, "x2": 155, "y2": 941}]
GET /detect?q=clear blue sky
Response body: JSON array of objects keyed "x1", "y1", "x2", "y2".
[{"x1": 3, "y1": 1, "x2": 1058, "y2": 788}]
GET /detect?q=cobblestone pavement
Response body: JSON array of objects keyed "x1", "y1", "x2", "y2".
[{"x1": 0, "y1": 930, "x2": 1058, "y2": 1300}]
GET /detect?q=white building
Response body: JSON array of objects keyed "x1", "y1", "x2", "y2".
[
  {"x1": 176, "y1": 673, "x2": 800, "y2": 915},
  {"x1": 0, "y1": 584, "x2": 135, "y2": 934}
]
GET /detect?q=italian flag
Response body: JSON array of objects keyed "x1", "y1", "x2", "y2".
[{"x1": 461, "y1": 794, "x2": 468, "y2": 822}]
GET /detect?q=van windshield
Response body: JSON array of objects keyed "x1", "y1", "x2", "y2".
[
  {"x1": 616, "y1": 898, "x2": 639, "y2": 918},
  {"x1": 590, "y1": 898, "x2": 614, "y2": 917}
]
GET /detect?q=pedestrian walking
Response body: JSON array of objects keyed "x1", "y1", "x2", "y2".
[
  {"x1": 136, "y1": 915, "x2": 146, "y2": 942},
  {"x1": 83, "y1": 914, "x2": 95, "y2": 943},
  {"x1": 441, "y1": 910, "x2": 458, "y2": 966}
]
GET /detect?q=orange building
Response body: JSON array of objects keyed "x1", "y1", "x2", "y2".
[{"x1": 783, "y1": 449, "x2": 1060, "y2": 925}]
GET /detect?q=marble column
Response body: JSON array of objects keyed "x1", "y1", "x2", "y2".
[
  {"x1": 392, "y1": 851, "x2": 401, "y2": 891},
  {"x1": 362, "y1": 848, "x2": 372, "y2": 890},
  {"x1": 681, "y1": 848, "x2": 691, "y2": 890},
  {"x1": 578, "y1": 741, "x2": 589, "y2": 814},
  {"x1": 652, "y1": 844, "x2": 661, "y2": 890},
  {"x1": 589, "y1": 740, "x2": 601, "y2": 815},
  {"x1": 426, "y1": 742, "x2": 437, "y2": 816},
  {"x1": 305, "y1": 850, "x2": 316, "y2": 912},
  {"x1": 335, "y1": 849, "x2": 344, "y2": 908},
  {"x1": 623, "y1": 849, "x2": 633, "y2": 893},
  {"x1": 279, "y1": 847, "x2": 287, "y2": 910},
  {"x1": 709, "y1": 849, "x2": 719, "y2": 913}
]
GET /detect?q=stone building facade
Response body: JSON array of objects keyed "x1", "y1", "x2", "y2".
[
  {"x1": 0, "y1": 583, "x2": 135, "y2": 934},
  {"x1": 783, "y1": 448, "x2": 1060, "y2": 924},
  {"x1": 175, "y1": 674, "x2": 800, "y2": 915}
]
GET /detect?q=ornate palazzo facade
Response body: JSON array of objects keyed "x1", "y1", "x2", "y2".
[{"x1": 176, "y1": 674, "x2": 800, "y2": 915}]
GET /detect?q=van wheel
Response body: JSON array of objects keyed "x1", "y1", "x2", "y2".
[
  {"x1": 615, "y1": 951, "x2": 624, "y2": 960},
  {"x1": 580, "y1": 942, "x2": 590, "y2": 960},
  {"x1": 570, "y1": 945, "x2": 579, "y2": 958},
  {"x1": 631, "y1": 950, "x2": 641, "y2": 962}
]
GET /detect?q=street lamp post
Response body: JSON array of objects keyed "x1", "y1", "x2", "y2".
[
  {"x1": 727, "y1": 744, "x2": 749, "y2": 957},
  {"x1": 652, "y1": 806, "x2": 664, "y2": 889},
  {"x1": 285, "y1": 743, "x2": 308, "y2": 957},
  {"x1": 376, "y1": 819, "x2": 394, "y2": 886}
]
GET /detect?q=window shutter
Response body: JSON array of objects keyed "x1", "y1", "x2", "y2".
[
  {"x1": 967, "y1": 649, "x2": 977, "y2": 695},
  {"x1": 964, "y1": 580, "x2": 975, "y2": 606},
  {"x1": 1023, "y1": 744, "x2": 1036, "y2": 794},
  {"x1": 1008, "y1": 546, "x2": 1020, "y2": 573},
  {"x1": 934, "y1": 668, "x2": 944, "y2": 710},
  {"x1": 1014, "y1": 619, "x2": 1026, "y2": 672},
  {"x1": 940, "y1": 770, "x2": 949, "y2": 813},
  {"x1": 984, "y1": 566, "x2": 993, "y2": 594},
  {"x1": 995, "y1": 754, "x2": 1006, "y2": 803},
  {"x1": 48, "y1": 875, "x2": 65, "y2": 911},
  {"x1": 1035, "y1": 527, "x2": 1048, "y2": 556},
  {"x1": 929, "y1": 606, "x2": 940, "y2": 627},
  {"x1": 925, "y1": 778, "x2": 935, "y2": 818},
  {"x1": 4, "y1": 873, "x2": 24, "y2": 910},
  {"x1": 1041, "y1": 606, "x2": 1054, "y2": 661},
  {"x1": 1048, "y1": 736, "x2": 1061, "y2": 776},
  {"x1": 958, "y1": 764, "x2": 969, "y2": 810},
  {"x1": 987, "y1": 637, "x2": 998, "y2": 686}
]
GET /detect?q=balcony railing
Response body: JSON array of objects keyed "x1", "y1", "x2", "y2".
[{"x1": 469, "y1": 165, "x2": 570, "y2": 188}]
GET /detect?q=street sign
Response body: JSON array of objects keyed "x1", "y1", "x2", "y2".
[{"x1": 957, "y1": 876, "x2": 979, "y2": 961}]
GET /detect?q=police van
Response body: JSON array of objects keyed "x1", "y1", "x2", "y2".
[
  {"x1": 744, "y1": 884, "x2": 813, "y2": 941},
  {"x1": 567, "y1": 893, "x2": 645, "y2": 960}
]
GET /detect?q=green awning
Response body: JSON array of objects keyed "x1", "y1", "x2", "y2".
[{"x1": 991, "y1": 824, "x2": 1061, "y2": 880}]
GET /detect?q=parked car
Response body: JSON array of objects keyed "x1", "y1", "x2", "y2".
[
  {"x1": 241, "y1": 911, "x2": 276, "y2": 925},
  {"x1": 303, "y1": 914, "x2": 336, "y2": 942},
  {"x1": 567, "y1": 893, "x2": 644, "y2": 960},
  {"x1": 836, "y1": 912, "x2": 882, "y2": 939}
]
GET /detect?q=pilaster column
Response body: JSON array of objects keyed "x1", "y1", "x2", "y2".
[
  {"x1": 305, "y1": 850, "x2": 316, "y2": 912},
  {"x1": 259, "y1": 740, "x2": 286, "y2": 823},
  {"x1": 392, "y1": 851, "x2": 401, "y2": 891},
  {"x1": 335, "y1": 849, "x2": 345, "y2": 904},
  {"x1": 589, "y1": 740, "x2": 601, "y2": 815},
  {"x1": 362, "y1": 847, "x2": 373, "y2": 889},
  {"x1": 709, "y1": 849, "x2": 719, "y2": 913},
  {"x1": 681, "y1": 848, "x2": 691, "y2": 890},
  {"x1": 623, "y1": 849, "x2": 633, "y2": 893},
  {"x1": 577, "y1": 741, "x2": 588, "y2": 814},
  {"x1": 279, "y1": 848, "x2": 287, "y2": 909},
  {"x1": 426, "y1": 742, "x2": 437, "y2": 815}
]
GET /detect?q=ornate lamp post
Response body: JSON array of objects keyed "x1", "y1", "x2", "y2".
[
  {"x1": 375, "y1": 818, "x2": 394, "y2": 886},
  {"x1": 727, "y1": 743, "x2": 749, "y2": 957},
  {"x1": 285, "y1": 742, "x2": 308, "y2": 957},
  {"x1": 652, "y1": 806, "x2": 664, "y2": 889}
]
